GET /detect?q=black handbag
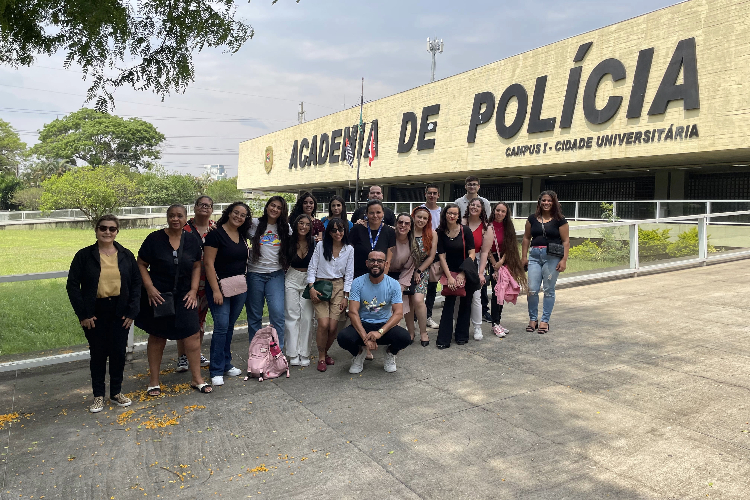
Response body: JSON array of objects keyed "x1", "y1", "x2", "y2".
[
  {"x1": 388, "y1": 271, "x2": 417, "y2": 296},
  {"x1": 153, "y1": 232, "x2": 185, "y2": 318},
  {"x1": 541, "y1": 219, "x2": 565, "y2": 258}
]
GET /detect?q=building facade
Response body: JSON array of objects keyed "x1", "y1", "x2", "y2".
[{"x1": 238, "y1": 0, "x2": 750, "y2": 215}]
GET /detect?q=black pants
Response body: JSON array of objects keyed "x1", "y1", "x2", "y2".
[
  {"x1": 426, "y1": 281, "x2": 438, "y2": 319},
  {"x1": 84, "y1": 297, "x2": 129, "y2": 398},
  {"x1": 489, "y1": 272, "x2": 504, "y2": 324},
  {"x1": 437, "y1": 294, "x2": 471, "y2": 345},
  {"x1": 337, "y1": 322, "x2": 411, "y2": 356},
  {"x1": 481, "y1": 283, "x2": 489, "y2": 316}
]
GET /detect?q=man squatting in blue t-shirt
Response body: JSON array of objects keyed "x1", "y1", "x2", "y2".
[{"x1": 337, "y1": 250, "x2": 411, "y2": 374}]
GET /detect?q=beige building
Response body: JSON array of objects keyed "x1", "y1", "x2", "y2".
[{"x1": 239, "y1": 0, "x2": 750, "y2": 218}]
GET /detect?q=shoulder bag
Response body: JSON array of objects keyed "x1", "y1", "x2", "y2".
[
  {"x1": 218, "y1": 235, "x2": 249, "y2": 297},
  {"x1": 439, "y1": 226, "x2": 467, "y2": 297},
  {"x1": 302, "y1": 280, "x2": 333, "y2": 301},
  {"x1": 153, "y1": 231, "x2": 185, "y2": 318},
  {"x1": 541, "y1": 219, "x2": 565, "y2": 258}
]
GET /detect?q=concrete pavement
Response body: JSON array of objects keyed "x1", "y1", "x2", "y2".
[{"x1": 1, "y1": 261, "x2": 749, "y2": 499}]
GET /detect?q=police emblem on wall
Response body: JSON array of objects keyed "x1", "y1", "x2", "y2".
[{"x1": 264, "y1": 146, "x2": 274, "y2": 173}]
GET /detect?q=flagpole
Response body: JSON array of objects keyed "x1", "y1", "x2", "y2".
[{"x1": 354, "y1": 77, "x2": 364, "y2": 211}]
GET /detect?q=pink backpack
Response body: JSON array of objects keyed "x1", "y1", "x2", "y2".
[{"x1": 244, "y1": 326, "x2": 290, "y2": 382}]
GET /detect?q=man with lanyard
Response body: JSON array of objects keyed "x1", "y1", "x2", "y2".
[
  {"x1": 351, "y1": 185, "x2": 396, "y2": 227},
  {"x1": 420, "y1": 184, "x2": 442, "y2": 329},
  {"x1": 176, "y1": 195, "x2": 215, "y2": 372},
  {"x1": 338, "y1": 250, "x2": 411, "y2": 374},
  {"x1": 454, "y1": 176, "x2": 493, "y2": 323}
]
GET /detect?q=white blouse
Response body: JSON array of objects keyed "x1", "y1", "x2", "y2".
[{"x1": 307, "y1": 241, "x2": 355, "y2": 292}]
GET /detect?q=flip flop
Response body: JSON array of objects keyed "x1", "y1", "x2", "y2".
[
  {"x1": 191, "y1": 383, "x2": 213, "y2": 394},
  {"x1": 146, "y1": 385, "x2": 161, "y2": 397}
]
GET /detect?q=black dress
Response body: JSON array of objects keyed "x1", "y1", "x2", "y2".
[{"x1": 135, "y1": 229, "x2": 203, "y2": 340}]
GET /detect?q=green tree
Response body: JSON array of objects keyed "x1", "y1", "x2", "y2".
[
  {"x1": 0, "y1": 1, "x2": 298, "y2": 110},
  {"x1": 40, "y1": 165, "x2": 139, "y2": 226},
  {"x1": 11, "y1": 186, "x2": 43, "y2": 210},
  {"x1": 21, "y1": 158, "x2": 73, "y2": 187},
  {"x1": 138, "y1": 168, "x2": 200, "y2": 206},
  {"x1": 204, "y1": 177, "x2": 245, "y2": 204},
  {"x1": 31, "y1": 109, "x2": 165, "y2": 171},
  {"x1": 0, "y1": 119, "x2": 27, "y2": 176},
  {"x1": 0, "y1": 172, "x2": 22, "y2": 209}
]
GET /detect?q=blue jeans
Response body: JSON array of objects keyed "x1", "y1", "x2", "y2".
[
  {"x1": 207, "y1": 287, "x2": 247, "y2": 377},
  {"x1": 527, "y1": 247, "x2": 561, "y2": 323},
  {"x1": 246, "y1": 270, "x2": 286, "y2": 349}
]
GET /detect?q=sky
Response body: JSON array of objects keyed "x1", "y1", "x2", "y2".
[{"x1": 0, "y1": 0, "x2": 681, "y2": 177}]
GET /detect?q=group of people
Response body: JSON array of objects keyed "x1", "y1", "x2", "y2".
[{"x1": 67, "y1": 179, "x2": 570, "y2": 413}]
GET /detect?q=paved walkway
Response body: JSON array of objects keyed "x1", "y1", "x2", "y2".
[{"x1": 1, "y1": 262, "x2": 749, "y2": 499}]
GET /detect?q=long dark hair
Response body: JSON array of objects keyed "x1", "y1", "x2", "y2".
[
  {"x1": 251, "y1": 196, "x2": 290, "y2": 268},
  {"x1": 327, "y1": 195, "x2": 348, "y2": 223},
  {"x1": 217, "y1": 202, "x2": 252, "y2": 235},
  {"x1": 437, "y1": 203, "x2": 461, "y2": 234},
  {"x1": 288, "y1": 214, "x2": 315, "y2": 264},
  {"x1": 489, "y1": 202, "x2": 526, "y2": 289},
  {"x1": 535, "y1": 190, "x2": 564, "y2": 221},
  {"x1": 322, "y1": 218, "x2": 349, "y2": 262},
  {"x1": 462, "y1": 197, "x2": 488, "y2": 227},
  {"x1": 289, "y1": 191, "x2": 318, "y2": 223}
]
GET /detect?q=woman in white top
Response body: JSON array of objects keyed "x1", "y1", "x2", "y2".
[
  {"x1": 307, "y1": 218, "x2": 354, "y2": 372},
  {"x1": 246, "y1": 196, "x2": 291, "y2": 348}
]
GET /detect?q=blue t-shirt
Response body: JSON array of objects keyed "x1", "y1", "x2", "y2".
[{"x1": 349, "y1": 274, "x2": 402, "y2": 324}]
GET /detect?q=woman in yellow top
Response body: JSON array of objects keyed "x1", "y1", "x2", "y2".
[{"x1": 67, "y1": 215, "x2": 142, "y2": 413}]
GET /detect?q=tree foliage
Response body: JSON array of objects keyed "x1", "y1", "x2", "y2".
[
  {"x1": 0, "y1": 0, "x2": 262, "y2": 110},
  {"x1": 31, "y1": 109, "x2": 165, "y2": 171},
  {"x1": 40, "y1": 164, "x2": 139, "y2": 226},
  {"x1": 137, "y1": 167, "x2": 200, "y2": 206},
  {"x1": 11, "y1": 186, "x2": 43, "y2": 210},
  {"x1": 0, "y1": 172, "x2": 22, "y2": 209},
  {"x1": 203, "y1": 177, "x2": 245, "y2": 204},
  {"x1": 21, "y1": 158, "x2": 73, "y2": 187},
  {"x1": 0, "y1": 118, "x2": 27, "y2": 175}
]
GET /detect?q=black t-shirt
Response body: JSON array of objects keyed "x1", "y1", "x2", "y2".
[
  {"x1": 351, "y1": 205, "x2": 396, "y2": 227},
  {"x1": 138, "y1": 229, "x2": 202, "y2": 292},
  {"x1": 349, "y1": 223, "x2": 397, "y2": 277},
  {"x1": 203, "y1": 225, "x2": 249, "y2": 280},
  {"x1": 437, "y1": 225, "x2": 475, "y2": 273},
  {"x1": 528, "y1": 215, "x2": 569, "y2": 246}
]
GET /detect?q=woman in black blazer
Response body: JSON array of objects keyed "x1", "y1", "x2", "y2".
[{"x1": 67, "y1": 214, "x2": 141, "y2": 413}]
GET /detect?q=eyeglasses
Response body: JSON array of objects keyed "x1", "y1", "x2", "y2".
[
  {"x1": 397, "y1": 220, "x2": 411, "y2": 226},
  {"x1": 231, "y1": 210, "x2": 248, "y2": 219},
  {"x1": 330, "y1": 227, "x2": 345, "y2": 233},
  {"x1": 446, "y1": 212, "x2": 459, "y2": 218},
  {"x1": 196, "y1": 203, "x2": 213, "y2": 209},
  {"x1": 367, "y1": 259, "x2": 386, "y2": 264},
  {"x1": 298, "y1": 222, "x2": 311, "y2": 228},
  {"x1": 426, "y1": 192, "x2": 439, "y2": 196},
  {"x1": 97, "y1": 225, "x2": 118, "y2": 233}
]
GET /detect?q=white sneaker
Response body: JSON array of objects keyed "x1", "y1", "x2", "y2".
[
  {"x1": 299, "y1": 356, "x2": 310, "y2": 367},
  {"x1": 473, "y1": 325, "x2": 483, "y2": 341},
  {"x1": 349, "y1": 349, "x2": 367, "y2": 374},
  {"x1": 492, "y1": 324, "x2": 507, "y2": 338},
  {"x1": 289, "y1": 356, "x2": 300, "y2": 366},
  {"x1": 225, "y1": 367, "x2": 242, "y2": 377},
  {"x1": 200, "y1": 354, "x2": 210, "y2": 367},
  {"x1": 383, "y1": 351, "x2": 397, "y2": 373},
  {"x1": 175, "y1": 354, "x2": 189, "y2": 372},
  {"x1": 426, "y1": 317, "x2": 439, "y2": 329},
  {"x1": 211, "y1": 375, "x2": 224, "y2": 386}
]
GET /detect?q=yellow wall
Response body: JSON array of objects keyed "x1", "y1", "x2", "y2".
[{"x1": 238, "y1": 0, "x2": 750, "y2": 191}]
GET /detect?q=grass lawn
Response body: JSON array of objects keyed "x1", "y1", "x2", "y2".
[{"x1": 0, "y1": 228, "x2": 253, "y2": 357}]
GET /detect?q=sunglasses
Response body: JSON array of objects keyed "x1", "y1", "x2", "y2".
[
  {"x1": 397, "y1": 220, "x2": 411, "y2": 225},
  {"x1": 97, "y1": 225, "x2": 118, "y2": 233},
  {"x1": 330, "y1": 227, "x2": 345, "y2": 233}
]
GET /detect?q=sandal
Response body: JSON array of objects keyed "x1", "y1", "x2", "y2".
[
  {"x1": 325, "y1": 355, "x2": 335, "y2": 366},
  {"x1": 317, "y1": 360, "x2": 327, "y2": 372},
  {"x1": 538, "y1": 322, "x2": 549, "y2": 334},
  {"x1": 525, "y1": 321, "x2": 538, "y2": 333},
  {"x1": 191, "y1": 383, "x2": 213, "y2": 394},
  {"x1": 146, "y1": 386, "x2": 161, "y2": 397}
]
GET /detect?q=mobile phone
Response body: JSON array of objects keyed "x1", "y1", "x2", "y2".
[{"x1": 524, "y1": 263, "x2": 528, "y2": 272}]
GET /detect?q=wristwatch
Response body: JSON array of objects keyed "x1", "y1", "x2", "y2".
[{"x1": 377, "y1": 328, "x2": 384, "y2": 336}]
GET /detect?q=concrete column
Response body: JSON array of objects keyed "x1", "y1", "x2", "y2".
[
  {"x1": 654, "y1": 170, "x2": 669, "y2": 199},
  {"x1": 523, "y1": 178, "x2": 533, "y2": 200},
  {"x1": 531, "y1": 177, "x2": 542, "y2": 199},
  {"x1": 669, "y1": 170, "x2": 685, "y2": 200}
]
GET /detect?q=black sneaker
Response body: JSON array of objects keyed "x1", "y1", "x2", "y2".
[{"x1": 482, "y1": 312, "x2": 493, "y2": 323}]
